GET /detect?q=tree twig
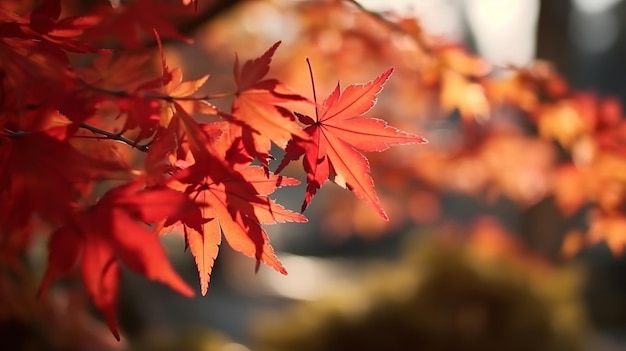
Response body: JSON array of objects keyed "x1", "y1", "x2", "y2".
[
  {"x1": 344, "y1": 0, "x2": 432, "y2": 55},
  {"x1": 78, "y1": 123, "x2": 150, "y2": 152},
  {"x1": 343, "y1": 0, "x2": 500, "y2": 78}
]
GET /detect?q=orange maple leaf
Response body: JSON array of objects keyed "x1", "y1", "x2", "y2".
[
  {"x1": 226, "y1": 41, "x2": 310, "y2": 168},
  {"x1": 276, "y1": 66, "x2": 426, "y2": 220},
  {"x1": 145, "y1": 102, "x2": 232, "y2": 184},
  {"x1": 156, "y1": 33, "x2": 216, "y2": 123},
  {"x1": 171, "y1": 163, "x2": 306, "y2": 295}
]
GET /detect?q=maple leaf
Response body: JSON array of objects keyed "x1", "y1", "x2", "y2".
[
  {"x1": 0, "y1": 38, "x2": 76, "y2": 111},
  {"x1": 440, "y1": 71, "x2": 490, "y2": 121},
  {"x1": 143, "y1": 35, "x2": 223, "y2": 178},
  {"x1": 173, "y1": 102, "x2": 235, "y2": 172},
  {"x1": 154, "y1": 27, "x2": 210, "y2": 109},
  {"x1": 159, "y1": 59, "x2": 216, "y2": 124},
  {"x1": 276, "y1": 66, "x2": 426, "y2": 220},
  {"x1": 39, "y1": 180, "x2": 197, "y2": 340},
  {"x1": 79, "y1": 53, "x2": 161, "y2": 93},
  {"x1": 588, "y1": 213, "x2": 626, "y2": 255},
  {"x1": 0, "y1": 113, "x2": 124, "y2": 233},
  {"x1": 76, "y1": 52, "x2": 167, "y2": 140},
  {"x1": 82, "y1": 0, "x2": 192, "y2": 49},
  {"x1": 182, "y1": 0, "x2": 199, "y2": 11},
  {"x1": 0, "y1": 0, "x2": 101, "y2": 56},
  {"x1": 144, "y1": 124, "x2": 180, "y2": 186},
  {"x1": 30, "y1": 0, "x2": 101, "y2": 53},
  {"x1": 171, "y1": 163, "x2": 307, "y2": 295},
  {"x1": 227, "y1": 41, "x2": 310, "y2": 169},
  {"x1": 143, "y1": 106, "x2": 229, "y2": 186}
]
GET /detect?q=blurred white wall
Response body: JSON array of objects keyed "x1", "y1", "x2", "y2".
[
  {"x1": 570, "y1": 0, "x2": 622, "y2": 54},
  {"x1": 359, "y1": 0, "x2": 540, "y2": 66},
  {"x1": 357, "y1": 0, "x2": 464, "y2": 39},
  {"x1": 464, "y1": 0, "x2": 539, "y2": 66}
]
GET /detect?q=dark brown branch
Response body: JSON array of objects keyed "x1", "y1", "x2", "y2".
[{"x1": 78, "y1": 123, "x2": 150, "y2": 152}]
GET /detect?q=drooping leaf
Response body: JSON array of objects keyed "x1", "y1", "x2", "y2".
[
  {"x1": 0, "y1": 121, "x2": 123, "y2": 233},
  {"x1": 38, "y1": 180, "x2": 197, "y2": 340},
  {"x1": 172, "y1": 163, "x2": 306, "y2": 295},
  {"x1": 276, "y1": 68, "x2": 426, "y2": 220}
]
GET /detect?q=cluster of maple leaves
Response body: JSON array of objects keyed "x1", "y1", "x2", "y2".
[
  {"x1": 5, "y1": 0, "x2": 626, "y2": 342},
  {"x1": 0, "y1": 0, "x2": 425, "y2": 340},
  {"x1": 202, "y1": 0, "x2": 626, "y2": 252}
]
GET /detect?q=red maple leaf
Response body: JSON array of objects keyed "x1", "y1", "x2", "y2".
[
  {"x1": 170, "y1": 162, "x2": 307, "y2": 295},
  {"x1": 276, "y1": 66, "x2": 427, "y2": 220},
  {"x1": 0, "y1": 0, "x2": 101, "y2": 55},
  {"x1": 38, "y1": 180, "x2": 197, "y2": 340},
  {"x1": 82, "y1": 0, "x2": 192, "y2": 49},
  {"x1": 181, "y1": 0, "x2": 199, "y2": 11},
  {"x1": 225, "y1": 41, "x2": 309, "y2": 169},
  {"x1": 0, "y1": 112, "x2": 124, "y2": 233}
]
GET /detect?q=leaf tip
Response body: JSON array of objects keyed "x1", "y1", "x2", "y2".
[
  {"x1": 379, "y1": 67, "x2": 394, "y2": 84},
  {"x1": 104, "y1": 317, "x2": 122, "y2": 341},
  {"x1": 271, "y1": 40, "x2": 282, "y2": 50},
  {"x1": 254, "y1": 259, "x2": 261, "y2": 273},
  {"x1": 379, "y1": 210, "x2": 390, "y2": 221},
  {"x1": 412, "y1": 135, "x2": 428, "y2": 144},
  {"x1": 179, "y1": 283, "x2": 196, "y2": 298}
]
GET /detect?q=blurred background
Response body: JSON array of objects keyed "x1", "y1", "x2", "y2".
[
  {"x1": 134, "y1": 0, "x2": 626, "y2": 350},
  {"x1": 7, "y1": 0, "x2": 626, "y2": 350}
]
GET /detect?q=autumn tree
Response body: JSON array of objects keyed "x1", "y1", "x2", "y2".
[
  {"x1": 0, "y1": 0, "x2": 426, "y2": 344},
  {"x1": 2, "y1": 0, "x2": 625, "y2": 347}
]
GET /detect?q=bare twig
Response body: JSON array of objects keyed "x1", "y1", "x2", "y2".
[
  {"x1": 344, "y1": 0, "x2": 498, "y2": 78},
  {"x1": 78, "y1": 123, "x2": 150, "y2": 152},
  {"x1": 344, "y1": 0, "x2": 432, "y2": 55}
]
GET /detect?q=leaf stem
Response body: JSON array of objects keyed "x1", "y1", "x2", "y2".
[
  {"x1": 305, "y1": 57, "x2": 319, "y2": 121},
  {"x1": 143, "y1": 91, "x2": 235, "y2": 101},
  {"x1": 203, "y1": 91, "x2": 236, "y2": 100},
  {"x1": 78, "y1": 123, "x2": 150, "y2": 152}
]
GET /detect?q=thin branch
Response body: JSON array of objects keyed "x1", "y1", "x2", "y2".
[
  {"x1": 78, "y1": 123, "x2": 150, "y2": 152},
  {"x1": 344, "y1": 0, "x2": 498, "y2": 78},
  {"x1": 165, "y1": 91, "x2": 236, "y2": 101},
  {"x1": 344, "y1": 0, "x2": 432, "y2": 55},
  {"x1": 83, "y1": 82, "x2": 234, "y2": 102}
]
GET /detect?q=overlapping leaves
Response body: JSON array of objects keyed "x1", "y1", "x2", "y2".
[{"x1": 1, "y1": 0, "x2": 427, "y2": 342}]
